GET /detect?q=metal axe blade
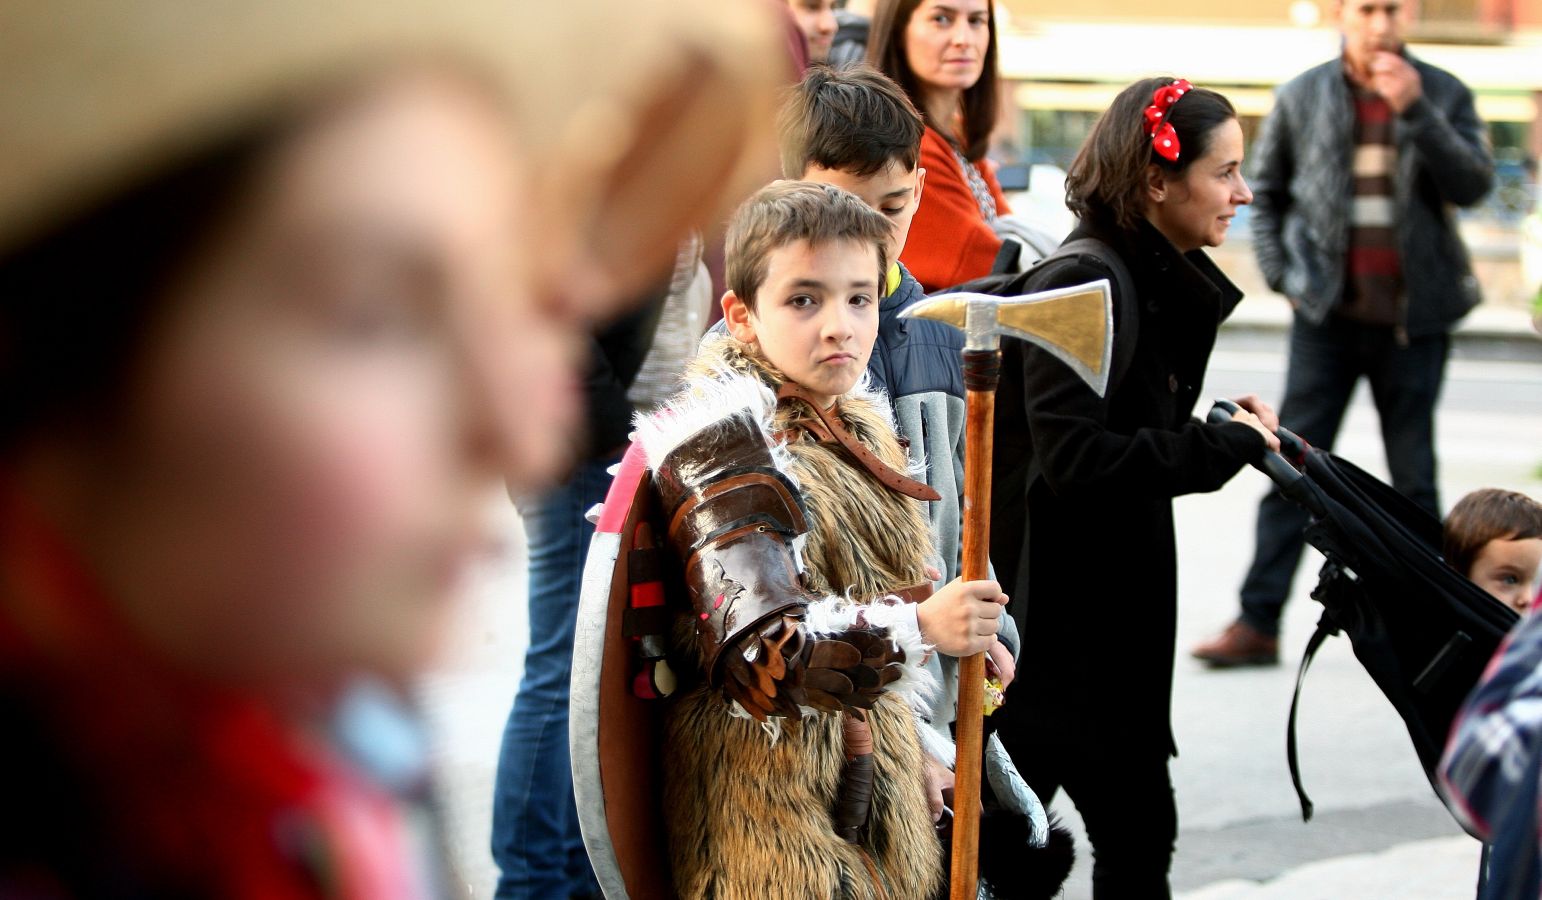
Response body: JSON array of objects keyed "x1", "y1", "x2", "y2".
[{"x1": 899, "y1": 279, "x2": 1114, "y2": 398}]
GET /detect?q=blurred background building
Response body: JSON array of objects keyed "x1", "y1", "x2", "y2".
[{"x1": 989, "y1": 0, "x2": 1542, "y2": 311}]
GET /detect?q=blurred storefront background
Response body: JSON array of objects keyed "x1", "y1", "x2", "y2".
[{"x1": 988, "y1": 0, "x2": 1542, "y2": 312}]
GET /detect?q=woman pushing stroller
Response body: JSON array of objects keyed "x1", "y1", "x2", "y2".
[{"x1": 988, "y1": 77, "x2": 1279, "y2": 897}]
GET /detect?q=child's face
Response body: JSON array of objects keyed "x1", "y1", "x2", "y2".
[
  {"x1": 787, "y1": 0, "x2": 839, "y2": 63},
  {"x1": 1471, "y1": 536, "x2": 1542, "y2": 613},
  {"x1": 81, "y1": 72, "x2": 575, "y2": 688},
  {"x1": 802, "y1": 161, "x2": 926, "y2": 264},
  {"x1": 724, "y1": 238, "x2": 880, "y2": 408}
]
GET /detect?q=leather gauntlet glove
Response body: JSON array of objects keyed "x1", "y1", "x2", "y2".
[{"x1": 653, "y1": 413, "x2": 908, "y2": 721}]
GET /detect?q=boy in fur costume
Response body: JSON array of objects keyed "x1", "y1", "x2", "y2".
[
  {"x1": 701, "y1": 67, "x2": 1076, "y2": 897},
  {"x1": 636, "y1": 181, "x2": 1008, "y2": 899},
  {"x1": 776, "y1": 66, "x2": 1078, "y2": 898}
]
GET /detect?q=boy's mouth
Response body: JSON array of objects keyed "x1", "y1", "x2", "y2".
[{"x1": 821, "y1": 352, "x2": 857, "y2": 365}]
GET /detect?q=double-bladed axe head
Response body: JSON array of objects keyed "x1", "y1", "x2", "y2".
[{"x1": 900, "y1": 279, "x2": 1114, "y2": 397}]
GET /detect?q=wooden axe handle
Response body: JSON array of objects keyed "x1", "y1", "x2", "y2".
[{"x1": 951, "y1": 349, "x2": 1000, "y2": 899}]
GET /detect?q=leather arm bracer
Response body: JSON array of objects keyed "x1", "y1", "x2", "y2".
[{"x1": 653, "y1": 414, "x2": 908, "y2": 720}]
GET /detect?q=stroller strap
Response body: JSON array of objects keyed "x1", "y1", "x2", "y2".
[{"x1": 1287, "y1": 612, "x2": 1339, "y2": 822}]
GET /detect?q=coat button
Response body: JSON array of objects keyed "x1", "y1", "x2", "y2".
[{"x1": 1168, "y1": 374, "x2": 1179, "y2": 393}]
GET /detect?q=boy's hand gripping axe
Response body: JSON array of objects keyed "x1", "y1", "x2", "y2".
[{"x1": 901, "y1": 280, "x2": 1113, "y2": 899}]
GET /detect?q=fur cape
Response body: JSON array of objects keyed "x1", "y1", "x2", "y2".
[{"x1": 638, "y1": 336, "x2": 943, "y2": 900}]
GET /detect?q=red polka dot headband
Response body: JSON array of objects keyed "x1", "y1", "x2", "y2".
[{"x1": 1143, "y1": 79, "x2": 1193, "y2": 163}]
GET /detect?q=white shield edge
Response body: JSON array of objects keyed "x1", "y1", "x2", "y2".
[{"x1": 570, "y1": 530, "x2": 628, "y2": 899}]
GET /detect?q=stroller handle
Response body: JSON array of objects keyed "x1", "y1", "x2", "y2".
[{"x1": 1207, "y1": 399, "x2": 1309, "y2": 492}]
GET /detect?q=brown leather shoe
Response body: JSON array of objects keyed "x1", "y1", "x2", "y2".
[{"x1": 1191, "y1": 620, "x2": 1279, "y2": 668}]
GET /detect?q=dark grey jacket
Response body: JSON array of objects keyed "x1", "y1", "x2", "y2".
[{"x1": 1249, "y1": 52, "x2": 1493, "y2": 336}]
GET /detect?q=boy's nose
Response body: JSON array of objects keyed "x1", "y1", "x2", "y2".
[{"x1": 822, "y1": 308, "x2": 856, "y2": 341}]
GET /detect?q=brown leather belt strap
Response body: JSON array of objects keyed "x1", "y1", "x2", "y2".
[
  {"x1": 889, "y1": 582, "x2": 934, "y2": 604},
  {"x1": 775, "y1": 383, "x2": 942, "y2": 502}
]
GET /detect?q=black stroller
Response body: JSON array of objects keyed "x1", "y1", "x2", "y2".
[{"x1": 1206, "y1": 400, "x2": 1519, "y2": 847}]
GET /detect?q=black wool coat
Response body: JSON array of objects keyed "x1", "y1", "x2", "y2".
[{"x1": 989, "y1": 214, "x2": 1267, "y2": 760}]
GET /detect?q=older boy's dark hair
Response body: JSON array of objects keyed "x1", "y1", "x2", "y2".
[
  {"x1": 1066, "y1": 76, "x2": 1237, "y2": 231},
  {"x1": 1444, "y1": 488, "x2": 1542, "y2": 578},
  {"x1": 725, "y1": 181, "x2": 890, "y2": 312},
  {"x1": 778, "y1": 65, "x2": 923, "y2": 179},
  {"x1": 867, "y1": 0, "x2": 999, "y2": 163}
]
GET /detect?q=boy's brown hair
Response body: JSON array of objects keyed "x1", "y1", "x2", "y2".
[
  {"x1": 777, "y1": 65, "x2": 923, "y2": 180},
  {"x1": 724, "y1": 181, "x2": 891, "y2": 312},
  {"x1": 1444, "y1": 488, "x2": 1542, "y2": 578}
]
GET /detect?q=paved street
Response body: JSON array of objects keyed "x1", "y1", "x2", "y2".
[{"x1": 416, "y1": 318, "x2": 1542, "y2": 899}]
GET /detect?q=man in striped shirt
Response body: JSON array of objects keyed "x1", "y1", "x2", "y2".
[{"x1": 1192, "y1": 0, "x2": 1493, "y2": 668}]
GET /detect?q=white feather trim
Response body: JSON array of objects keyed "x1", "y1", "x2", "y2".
[
  {"x1": 632, "y1": 370, "x2": 773, "y2": 467},
  {"x1": 804, "y1": 594, "x2": 937, "y2": 714},
  {"x1": 918, "y1": 722, "x2": 956, "y2": 768},
  {"x1": 726, "y1": 700, "x2": 787, "y2": 743},
  {"x1": 631, "y1": 367, "x2": 803, "y2": 491}
]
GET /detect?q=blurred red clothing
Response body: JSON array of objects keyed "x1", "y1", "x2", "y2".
[
  {"x1": 901, "y1": 126, "x2": 1011, "y2": 292},
  {"x1": 0, "y1": 485, "x2": 429, "y2": 900}
]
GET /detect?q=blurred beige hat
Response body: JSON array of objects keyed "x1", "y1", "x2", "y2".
[{"x1": 0, "y1": 0, "x2": 784, "y2": 282}]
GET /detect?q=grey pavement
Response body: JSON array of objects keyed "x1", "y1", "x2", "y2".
[{"x1": 416, "y1": 317, "x2": 1542, "y2": 899}]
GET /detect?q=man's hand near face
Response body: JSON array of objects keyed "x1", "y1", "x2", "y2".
[{"x1": 1369, "y1": 50, "x2": 1422, "y2": 113}]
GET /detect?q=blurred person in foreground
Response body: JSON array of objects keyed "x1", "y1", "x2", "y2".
[
  {"x1": 489, "y1": 257, "x2": 714, "y2": 900},
  {"x1": 0, "y1": 2, "x2": 778, "y2": 897},
  {"x1": 1193, "y1": 0, "x2": 1494, "y2": 668}
]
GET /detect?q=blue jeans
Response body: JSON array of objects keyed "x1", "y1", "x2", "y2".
[
  {"x1": 491, "y1": 454, "x2": 619, "y2": 899},
  {"x1": 1239, "y1": 314, "x2": 1448, "y2": 636}
]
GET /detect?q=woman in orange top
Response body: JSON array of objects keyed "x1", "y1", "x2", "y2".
[{"x1": 869, "y1": 0, "x2": 1011, "y2": 291}]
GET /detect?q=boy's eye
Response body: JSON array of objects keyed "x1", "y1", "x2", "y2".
[
  {"x1": 850, "y1": 294, "x2": 874, "y2": 307},
  {"x1": 882, "y1": 206, "x2": 906, "y2": 217},
  {"x1": 788, "y1": 294, "x2": 816, "y2": 309}
]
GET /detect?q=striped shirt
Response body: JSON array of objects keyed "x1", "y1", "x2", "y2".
[{"x1": 1340, "y1": 79, "x2": 1403, "y2": 326}]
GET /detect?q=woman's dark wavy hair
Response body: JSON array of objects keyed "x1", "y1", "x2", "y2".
[
  {"x1": 866, "y1": 0, "x2": 999, "y2": 162},
  {"x1": 1065, "y1": 76, "x2": 1237, "y2": 231}
]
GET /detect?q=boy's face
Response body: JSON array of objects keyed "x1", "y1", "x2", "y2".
[
  {"x1": 1471, "y1": 536, "x2": 1542, "y2": 613},
  {"x1": 723, "y1": 237, "x2": 880, "y2": 408},
  {"x1": 803, "y1": 161, "x2": 925, "y2": 265}
]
